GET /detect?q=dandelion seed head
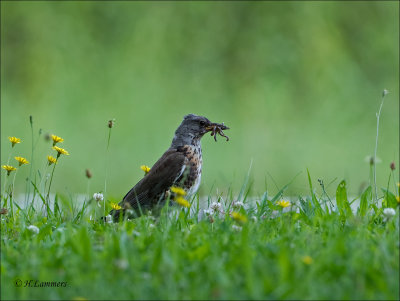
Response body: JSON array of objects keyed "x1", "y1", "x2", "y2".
[
  {"x1": 365, "y1": 155, "x2": 381, "y2": 165},
  {"x1": 382, "y1": 89, "x2": 389, "y2": 97}
]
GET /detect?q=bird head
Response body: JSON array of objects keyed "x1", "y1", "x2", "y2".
[{"x1": 172, "y1": 114, "x2": 229, "y2": 145}]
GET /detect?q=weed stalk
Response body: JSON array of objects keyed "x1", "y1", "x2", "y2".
[{"x1": 373, "y1": 90, "x2": 388, "y2": 204}]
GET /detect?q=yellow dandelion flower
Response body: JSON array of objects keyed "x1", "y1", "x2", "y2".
[
  {"x1": 51, "y1": 134, "x2": 64, "y2": 146},
  {"x1": 231, "y1": 211, "x2": 248, "y2": 223},
  {"x1": 47, "y1": 155, "x2": 57, "y2": 165},
  {"x1": 14, "y1": 156, "x2": 29, "y2": 166},
  {"x1": 2, "y1": 165, "x2": 17, "y2": 176},
  {"x1": 53, "y1": 146, "x2": 69, "y2": 157},
  {"x1": 397, "y1": 196, "x2": 400, "y2": 204},
  {"x1": 301, "y1": 255, "x2": 313, "y2": 265},
  {"x1": 111, "y1": 202, "x2": 122, "y2": 210},
  {"x1": 8, "y1": 137, "x2": 21, "y2": 147},
  {"x1": 175, "y1": 196, "x2": 191, "y2": 208},
  {"x1": 276, "y1": 200, "x2": 291, "y2": 208},
  {"x1": 140, "y1": 165, "x2": 151, "y2": 175},
  {"x1": 171, "y1": 186, "x2": 187, "y2": 196}
]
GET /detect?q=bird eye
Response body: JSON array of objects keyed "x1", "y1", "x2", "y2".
[{"x1": 200, "y1": 121, "x2": 206, "y2": 126}]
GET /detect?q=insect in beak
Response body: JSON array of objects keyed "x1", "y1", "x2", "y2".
[{"x1": 206, "y1": 122, "x2": 230, "y2": 142}]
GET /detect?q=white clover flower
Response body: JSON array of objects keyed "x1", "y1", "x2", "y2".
[
  {"x1": 27, "y1": 225, "x2": 39, "y2": 234},
  {"x1": 232, "y1": 200, "x2": 244, "y2": 209},
  {"x1": 232, "y1": 224, "x2": 242, "y2": 232},
  {"x1": 383, "y1": 208, "x2": 396, "y2": 222},
  {"x1": 203, "y1": 208, "x2": 214, "y2": 216},
  {"x1": 105, "y1": 214, "x2": 113, "y2": 223},
  {"x1": 149, "y1": 223, "x2": 156, "y2": 229},
  {"x1": 210, "y1": 201, "x2": 223, "y2": 213},
  {"x1": 93, "y1": 192, "x2": 104, "y2": 202}
]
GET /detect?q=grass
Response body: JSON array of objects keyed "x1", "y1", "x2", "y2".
[
  {"x1": 1, "y1": 168, "x2": 399, "y2": 300},
  {"x1": 1, "y1": 90, "x2": 399, "y2": 300}
]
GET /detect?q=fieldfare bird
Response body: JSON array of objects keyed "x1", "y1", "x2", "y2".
[{"x1": 110, "y1": 114, "x2": 229, "y2": 221}]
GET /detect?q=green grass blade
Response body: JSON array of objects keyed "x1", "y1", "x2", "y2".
[{"x1": 359, "y1": 186, "x2": 372, "y2": 217}]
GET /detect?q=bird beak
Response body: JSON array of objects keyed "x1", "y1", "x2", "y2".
[{"x1": 205, "y1": 122, "x2": 230, "y2": 132}]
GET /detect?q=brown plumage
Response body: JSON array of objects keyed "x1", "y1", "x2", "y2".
[{"x1": 109, "y1": 114, "x2": 229, "y2": 221}]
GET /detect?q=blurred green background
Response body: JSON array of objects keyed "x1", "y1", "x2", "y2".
[{"x1": 1, "y1": 1, "x2": 399, "y2": 199}]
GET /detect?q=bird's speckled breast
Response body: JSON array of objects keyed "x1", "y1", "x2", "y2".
[{"x1": 176, "y1": 144, "x2": 203, "y2": 196}]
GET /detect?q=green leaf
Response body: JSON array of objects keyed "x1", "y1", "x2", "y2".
[
  {"x1": 307, "y1": 169, "x2": 323, "y2": 216},
  {"x1": 336, "y1": 180, "x2": 352, "y2": 216},
  {"x1": 37, "y1": 223, "x2": 53, "y2": 242},
  {"x1": 381, "y1": 188, "x2": 398, "y2": 209},
  {"x1": 359, "y1": 186, "x2": 372, "y2": 217}
]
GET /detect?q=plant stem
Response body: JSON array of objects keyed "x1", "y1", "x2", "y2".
[
  {"x1": 104, "y1": 126, "x2": 112, "y2": 223},
  {"x1": 373, "y1": 92, "x2": 387, "y2": 204},
  {"x1": 10, "y1": 169, "x2": 18, "y2": 220},
  {"x1": 104, "y1": 127, "x2": 112, "y2": 195},
  {"x1": 46, "y1": 160, "x2": 57, "y2": 203},
  {"x1": 2, "y1": 174, "x2": 10, "y2": 209},
  {"x1": 391, "y1": 170, "x2": 397, "y2": 196},
  {"x1": 86, "y1": 179, "x2": 91, "y2": 201},
  {"x1": 26, "y1": 115, "x2": 34, "y2": 205}
]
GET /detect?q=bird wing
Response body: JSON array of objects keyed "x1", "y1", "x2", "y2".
[{"x1": 119, "y1": 148, "x2": 187, "y2": 213}]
